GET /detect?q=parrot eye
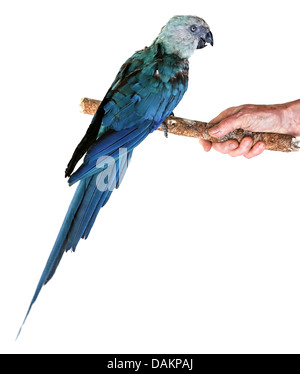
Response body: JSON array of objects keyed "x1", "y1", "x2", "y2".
[{"x1": 190, "y1": 25, "x2": 197, "y2": 33}]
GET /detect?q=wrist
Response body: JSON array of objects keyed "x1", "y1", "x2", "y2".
[{"x1": 281, "y1": 99, "x2": 300, "y2": 136}]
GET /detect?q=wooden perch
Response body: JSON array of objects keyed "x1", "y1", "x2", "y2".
[{"x1": 80, "y1": 97, "x2": 299, "y2": 152}]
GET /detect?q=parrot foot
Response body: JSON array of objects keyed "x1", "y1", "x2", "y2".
[{"x1": 161, "y1": 123, "x2": 168, "y2": 138}]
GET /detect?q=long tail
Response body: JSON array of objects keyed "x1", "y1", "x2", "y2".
[{"x1": 16, "y1": 128, "x2": 147, "y2": 338}]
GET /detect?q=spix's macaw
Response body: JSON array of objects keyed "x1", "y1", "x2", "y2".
[{"x1": 18, "y1": 15, "x2": 213, "y2": 336}]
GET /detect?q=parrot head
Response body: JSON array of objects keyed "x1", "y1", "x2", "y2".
[{"x1": 157, "y1": 15, "x2": 213, "y2": 59}]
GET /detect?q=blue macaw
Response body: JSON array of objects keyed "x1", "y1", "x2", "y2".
[{"x1": 18, "y1": 15, "x2": 213, "y2": 336}]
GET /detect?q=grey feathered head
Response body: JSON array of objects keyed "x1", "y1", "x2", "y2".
[{"x1": 157, "y1": 15, "x2": 213, "y2": 59}]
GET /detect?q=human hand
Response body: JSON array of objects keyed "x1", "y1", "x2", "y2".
[{"x1": 199, "y1": 103, "x2": 295, "y2": 158}]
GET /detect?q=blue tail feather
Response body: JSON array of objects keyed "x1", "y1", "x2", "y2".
[
  {"x1": 17, "y1": 128, "x2": 146, "y2": 338},
  {"x1": 16, "y1": 180, "x2": 87, "y2": 338}
]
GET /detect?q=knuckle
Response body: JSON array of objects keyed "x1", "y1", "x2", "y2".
[
  {"x1": 227, "y1": 106, "x2": 237, "y2": 112},
  {"x1": 213, "y1": 144, "x2": 228, "y2": 154}
]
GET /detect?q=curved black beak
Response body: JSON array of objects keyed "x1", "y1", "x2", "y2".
[{"x1": 197, "y1": 28, "x2": 214, "y2": 49}]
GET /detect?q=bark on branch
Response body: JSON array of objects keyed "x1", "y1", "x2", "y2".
[{"x1": 79, "y1": 97, "x2": 299, "y2": 152}]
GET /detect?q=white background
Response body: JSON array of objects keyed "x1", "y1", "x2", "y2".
[{"x1": 1, "y1": 0, "x2": 300, "y2": 353}]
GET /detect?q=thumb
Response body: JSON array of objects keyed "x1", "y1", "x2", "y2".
[{"x1": 208, "y1": 116, "x2": 243, "y2": 138}]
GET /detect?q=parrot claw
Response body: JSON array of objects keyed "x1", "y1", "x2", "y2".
[
  {"x1": 161, "y1": 123, "x2": 168, "y2": 138},
  {"x1": 161, "y1": 112, "x2": 174, "y2": 138}
]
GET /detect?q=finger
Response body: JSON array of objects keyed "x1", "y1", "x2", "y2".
[
  {"x1": 199, "y1": 138, "x2": 212, "y2": 152},
  {"x1": 211, "y1": 140, "x2": 239, "y2": 154},
  {"x1": 228, "y1": 137, "x2": 253, "y2": 157},
  {"x1": 244, "y1": 142, "x2": 265, "y2": 159}
]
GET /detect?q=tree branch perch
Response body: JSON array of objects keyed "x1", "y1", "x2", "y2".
[{"x1": 79, "y1": 97, "x2": 299, "y2": 152}]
